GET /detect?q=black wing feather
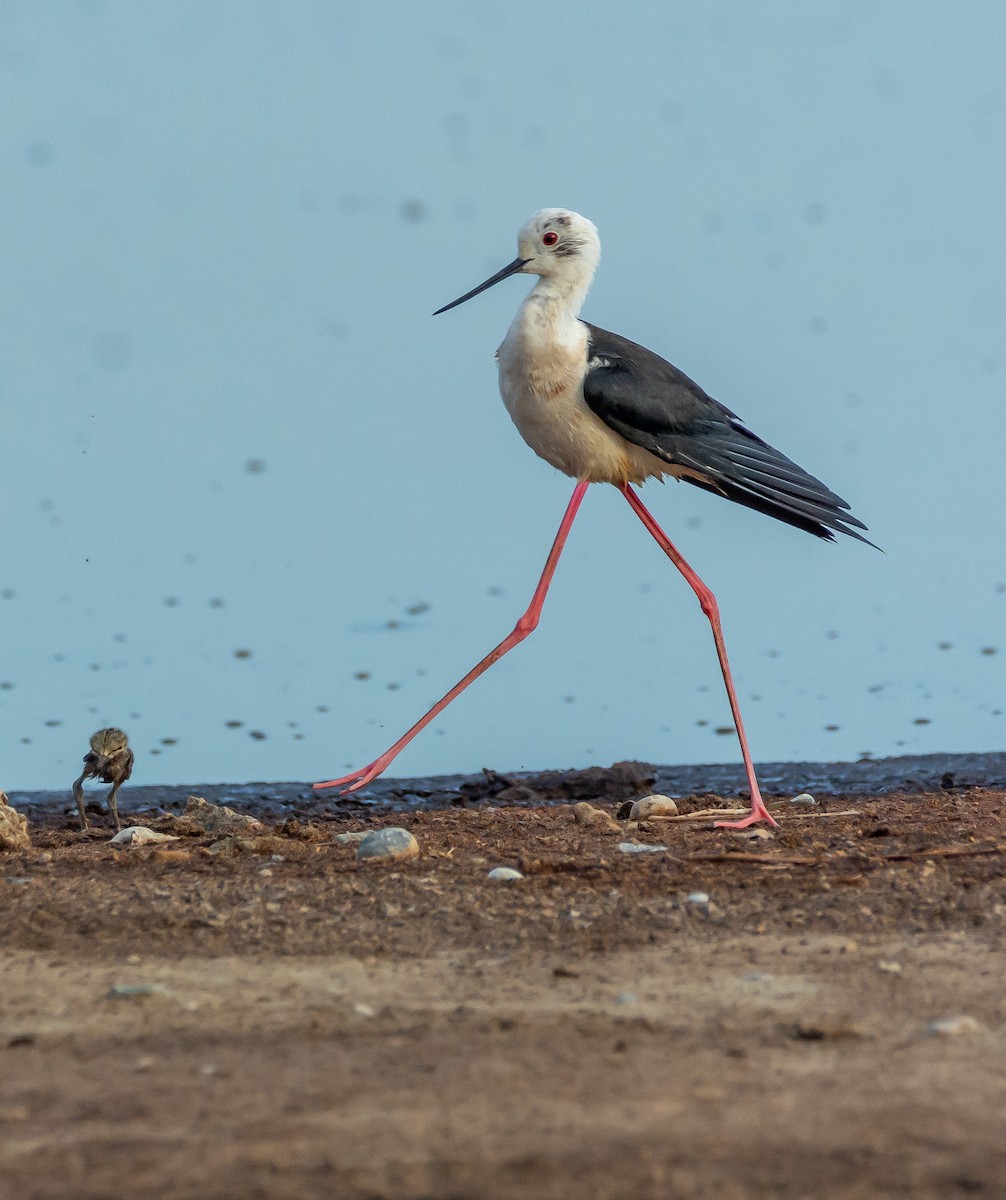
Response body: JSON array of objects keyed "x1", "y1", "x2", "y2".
[{"x1": 581, "y1": 323, "x2": 874, "y2": 546}]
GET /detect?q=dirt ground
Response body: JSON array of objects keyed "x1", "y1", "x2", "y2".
[{"x1": 1, "y1": 782, "x2": 1005, "y2": 1199}]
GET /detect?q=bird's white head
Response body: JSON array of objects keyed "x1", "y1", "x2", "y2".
[
  {"x1": 434, "y1": 208, "x2": 600, "y2": 316},
  {"x1": 515, "y1": 208, "x2": 600, "y2": 282}
]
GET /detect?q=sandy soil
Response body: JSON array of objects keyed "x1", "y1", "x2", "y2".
[{"x1": 1, "y1": 782, "x2": 1005, "y2": 1199}]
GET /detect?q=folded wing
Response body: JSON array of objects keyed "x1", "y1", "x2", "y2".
[{"x1": 581, "y1": 322, "x2": 874, "y2": 545}]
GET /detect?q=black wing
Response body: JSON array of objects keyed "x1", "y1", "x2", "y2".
[{"x1": 581, "y1": 323, "x2": 874, "y2": 545}]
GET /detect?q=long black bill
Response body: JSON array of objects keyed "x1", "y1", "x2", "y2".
[{"x1": 433, "y1": 256, "x2": 530, "y2": 316}]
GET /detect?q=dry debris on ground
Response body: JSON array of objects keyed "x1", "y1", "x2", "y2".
[{"x1": 1, "y1": 785, "x2": 1004, "y2": 1198}]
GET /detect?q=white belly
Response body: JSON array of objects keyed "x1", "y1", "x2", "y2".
[{"x1": 497, "y1": 316, "x2": 668, "y2": 486}]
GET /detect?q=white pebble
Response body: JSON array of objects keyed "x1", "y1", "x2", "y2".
[
  {"x1": 109, "y1": 827, "x2": 179, "y2": 846},
  {"x1": 876, "y1": 960, "x2": 902, "y2": 974},
  {"x1": 927, "y1": 1015, "x2": 982, "y2": 1037},
  {"x1": 616, "y1": 842, "x2": 668, "y2": 854},
  {"x1": 687, "y1": 892, "x2": 710, "y2": 905},
  {"x1": 106, "y1": 983, "x2": 169, "y2": 999},
  {"x1": 628, "y1": 794, "x2": 679, "y2": 819},
  {"x1": 789, "y1": 792, "x2": 816, "y2": 805},
  {"x1": 487, "y1": 866, "x2": 524, "y2": 881},
  {"x1": 356, "y1": 827, "x2": 419, "y2": 862}
]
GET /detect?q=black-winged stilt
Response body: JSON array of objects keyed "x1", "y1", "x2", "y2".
[{"x1": 316, "y1": 208, "x2": 872, "y2": 828}]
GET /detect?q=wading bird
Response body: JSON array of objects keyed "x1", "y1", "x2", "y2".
[{"x1": 316, "y1": 209, "x2": 871, "y2": 828}]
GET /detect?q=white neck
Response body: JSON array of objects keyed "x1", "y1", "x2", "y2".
[{"x1": 522, "y1": 265, "x2": 595, "y2": 328}]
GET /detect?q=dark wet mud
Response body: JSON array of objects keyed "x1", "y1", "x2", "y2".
[{"x1": 11, "y1": 750, "x2": 1006, "y2": 825}]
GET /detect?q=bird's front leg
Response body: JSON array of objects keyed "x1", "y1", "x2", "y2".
[
  {"x1": 315, "y1": 480, "x2": 591, "y2": 794},
  {"x1": 72, "y1": 775, "x2": 89, "y2": 831}
]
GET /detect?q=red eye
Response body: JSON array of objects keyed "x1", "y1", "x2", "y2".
[{"x1": 542, "y1": 231, "x2": 559, "y2": 246}]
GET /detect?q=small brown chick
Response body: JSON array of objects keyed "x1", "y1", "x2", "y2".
[{"x1": 72, "y1": 727, "x2": 134, "y2": 831}]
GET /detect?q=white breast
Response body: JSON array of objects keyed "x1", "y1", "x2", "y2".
[{"x1": 496, "y1": 304, "x2": 669, "y2": 486}]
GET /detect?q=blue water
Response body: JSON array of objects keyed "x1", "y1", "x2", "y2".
[{"x1": 1, "y1": 2, "x2": 1003, "y2": 788}]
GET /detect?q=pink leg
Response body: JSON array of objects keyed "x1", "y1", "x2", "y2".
[
  {"x1": 620, "y1": 484, "x2": 778, "y2": 829},
  {"x1": 315, "y1": 480, "x2": 591, "y2": 793}
]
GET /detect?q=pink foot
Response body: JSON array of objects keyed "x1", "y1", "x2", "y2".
[
  {"x1": 313, "y1": 759, "x2": 385, "y2": 794},
  {"x1": 714, "y1": 800, "x2": 780, "y2": 830}
]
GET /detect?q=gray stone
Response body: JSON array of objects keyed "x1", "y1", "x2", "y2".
[
  {"x1": 334, "y1": 831, "x2": 368, "y2": 845},
  {"x1": 0, "y1": 793, "x2": 30, "y2": 851},
  {"x1": 629, "y1": 794, "x2": 679, "y2": 819},
  {"x1": 487, "y1": 866, "x2": 525, "y2": 881},
  {"x1": 687, "y1": 892, "x2": 710, "y2": 905},
  {"x1": 572, "y1": 802, "x2": 621, "y2": 832},
  {"x1": 356, "y1": 827, "x2": 419, "y2": 862},
  {"x1": 183, "y1": 795, "x2": 267, "y2": 837},
  {"x1": 616, "y1": 842, "x2": 668, "y2": 854}
]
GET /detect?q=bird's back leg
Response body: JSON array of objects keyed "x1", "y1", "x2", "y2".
[
  {"x1": 316, "y1": 480, "x2": 591, "y2": 794},
  {"x1": 619, "y1": 484, "x2": 778, "y2": 829},
  {"x1": 107, "y1": 782, "x2": 122, "y2": 831}
]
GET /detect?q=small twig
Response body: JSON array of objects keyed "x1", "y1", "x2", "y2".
[
  {"x1": 641, "y1": 807, "x2": 860, "y2": 824},
  {"x1": 882, "y1": 843, "x2": 1006, "y2": 862},
  {"x1": 642, "y1": 808, "x2": 748, "y2": 822},
  {"x1": 684, "y1": 852, "x2": 820, "y2": 866},
  {"x1": 778, "y1": 808, "x2": 861, "y2": 820}
]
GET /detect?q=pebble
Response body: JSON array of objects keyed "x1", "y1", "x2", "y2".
[
  {"x1": 628, "y1": 794, "x2": 679, "y2": 819},
  {"x1": 687, "y1": 892, "x2": 710, "y2": 905},
  {"x1": 356, "y1": 827, "x2": 419, "y2": 862},
  {"x1": 106, "y1": 983, "x2": 169, "y2": 999},
  {"x1": 0, "y1": 792, "x2": 30, "y2": 851},
  {"x1": 615, "y1": 992, "x2": 637, "y2": 1005},
  {"x1": 334, "y1": 831, "x2": 368, "y2": 845},
  {"x1": 572, "y1": 802, "x2": 621, "y2": 832},
  {"x1": 876, "y1": 960, "x2": 903, "y2": 974},
  {"x1": 616, "y1": 842, "x2": 668, "y2": 854},
  {"x1": 110, "y1": 826, "x2": 179, "y2": 846},
  {"x1": 927, "y1": 1015, "x2": 982, "y2": 1037},
  {"x1": 353, "y1": 1002, "x2": 376, "y2": 1018},
  {"x1": 183, "y1": 795, "x2": 267, "y2": 837},
  {"x1": 734, "y1": 827, "x2": 773, "y2": 841},
  {"x1": 789, "y1": 792, "x2": 817, "y2": 805},
  {"x1": 487, "y1": 866, "x2": 524, "y2": 882}
]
